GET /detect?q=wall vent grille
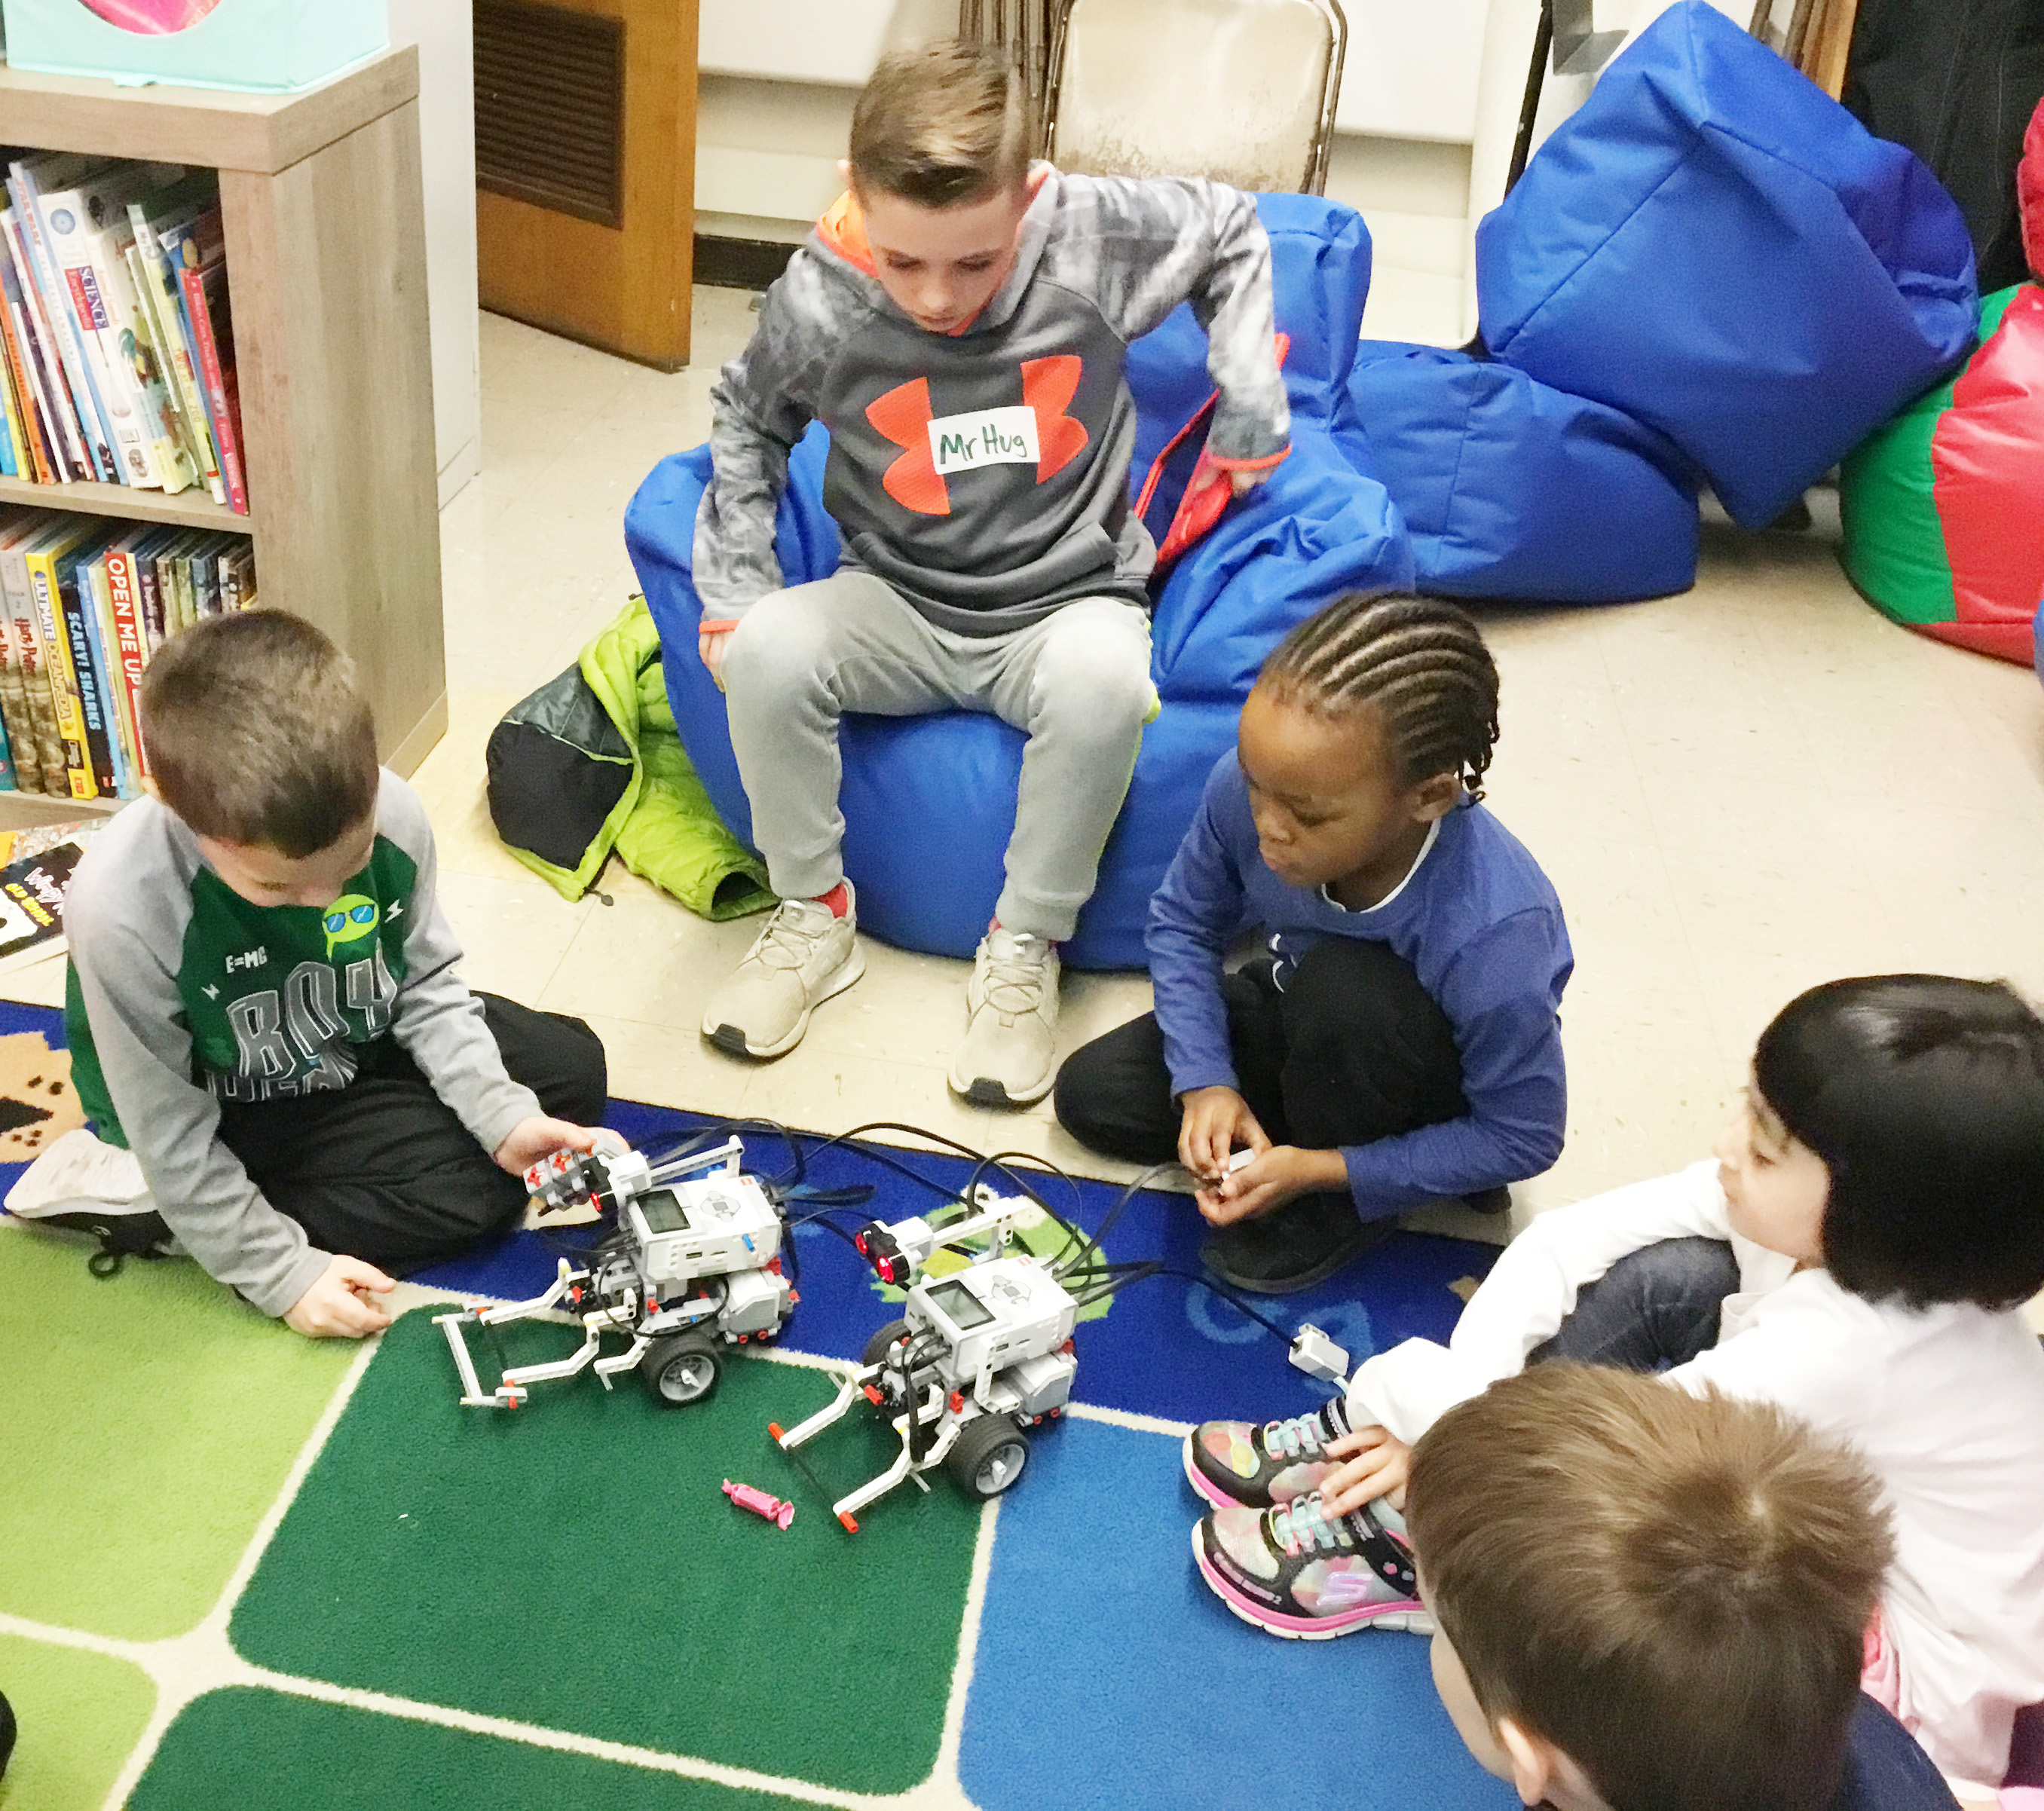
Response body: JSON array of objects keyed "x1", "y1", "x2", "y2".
[{"x1": 475, "y1": 0, "x2": 626, "y2": 229}]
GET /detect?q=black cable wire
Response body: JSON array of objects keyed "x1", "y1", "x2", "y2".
[
  {"x1": 1051, "y1": 1161, "x2": 1178, "y2": 1280},
  {"x1": 588, "y1": 1118, "x2": 1306, "y2": 1363}
]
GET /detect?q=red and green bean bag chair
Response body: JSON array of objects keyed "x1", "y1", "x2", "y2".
[
  {"x1": 1840, "y1": 283, "x2": 2044, "y2": 665},
  {"x1": 1840, "y1": 98, "x2": 2044, "y2": 666}
]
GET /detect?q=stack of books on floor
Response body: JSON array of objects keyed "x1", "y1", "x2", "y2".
[
  {"x1": 0, "y1": 153, "x2": 246, "y2": 512},
  {"x1": 0, "y1": 507, "x2": 257, "y2": 800}
]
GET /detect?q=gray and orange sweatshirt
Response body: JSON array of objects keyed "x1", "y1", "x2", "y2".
[{"x1": 693, "y1": 167, "x2": 1291, "y2": 636}]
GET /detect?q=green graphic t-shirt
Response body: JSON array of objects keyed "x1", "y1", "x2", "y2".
[{"x1": 63, "y1": 774, "x2": 537, "y2": 1317}]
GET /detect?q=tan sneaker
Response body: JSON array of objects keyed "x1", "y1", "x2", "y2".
[
  {"x1": 701, "y1": 887, "x2": 864, "y2": 1059},
  {"x1": 950, "y1": 928, "x2": 1060, "y2": 1107}
]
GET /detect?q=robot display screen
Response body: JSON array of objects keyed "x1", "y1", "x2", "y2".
[
  {"x1": 638, "y1": 1190, "x2": 690, "y2": 1233},
  {"x1": 925, "y1": 1277, "x2": 996, "y2": 1331}
]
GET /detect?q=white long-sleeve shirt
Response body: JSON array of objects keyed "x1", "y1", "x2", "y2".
[{"x1": 1347, "y1": 1161, "x2": 2044, "y2": 1784}]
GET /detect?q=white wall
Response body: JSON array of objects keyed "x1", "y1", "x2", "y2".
[{"x1": 388, "y1": 0, "x2": 482, "y2": 507}]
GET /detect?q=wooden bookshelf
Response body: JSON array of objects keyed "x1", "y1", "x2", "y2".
[
  {"x1": 0, "y1": 45, "x2": 447, "y2": 825},
  {"x1": 0, "y1": 475, "x2": 255, "y2": 533}
]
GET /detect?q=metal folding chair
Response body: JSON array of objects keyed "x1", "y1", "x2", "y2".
[{"x1": 1031, "y1": 0, "x2": 1348, "y2": 194}]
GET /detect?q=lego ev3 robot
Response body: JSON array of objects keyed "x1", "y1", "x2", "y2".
[
  {"x1": 435, "y1": 1135, "x2": 793, "y2": 1410},
  {"x1": 771, "y1": 1189, "x2": 1080, "y2": 1529}
]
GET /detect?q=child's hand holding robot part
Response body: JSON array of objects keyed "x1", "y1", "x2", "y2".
[{"x1": 435, "y1": 1133, "x2": 794, "y2": 1410}]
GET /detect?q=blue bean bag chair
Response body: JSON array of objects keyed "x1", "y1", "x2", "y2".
[
  {"x1": 625, "y1": 194, "x2": 1413, "y2": 968},
  {"x1": 1339, "y1": 341, "x2": 1700, "y2": 602},
  {"x1": 1475, "y1": 0, "x2": 1978, "y2": 531}
]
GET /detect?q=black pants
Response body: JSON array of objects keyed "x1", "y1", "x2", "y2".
[
  {"x1": 1054, "y1": 939, "x2": 1468, "y2": 1183},
  {"x1": 1530, "y1": 1236, "x2": 1741, "y2": 1371},
  {"x1": 217, "y1": 993, "x2": 607, "y2": 1277}
]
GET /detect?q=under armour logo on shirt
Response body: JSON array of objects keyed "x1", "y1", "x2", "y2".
[{"x1": 865, "y1": 356, "x2": 1091, "y2": 516}]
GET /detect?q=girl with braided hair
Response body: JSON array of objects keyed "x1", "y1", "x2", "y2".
[{"x1": 1055, "y1": 592, "x2": 1573, "y2": 1294}]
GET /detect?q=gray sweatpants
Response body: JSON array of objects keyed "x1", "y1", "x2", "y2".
[{"x1": 721, "y1": 571, "x2": 1156, "y2": 943}]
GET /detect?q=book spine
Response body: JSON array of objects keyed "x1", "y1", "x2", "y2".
[
  {"x1": 8, "y1": 171, "x2": 118, "y2": 482},
  {"x1": 172, "y1": 546, "x2": 197, "y2": 633},
  {"x1": 120, "y1": 241, "x2": 200, "y2": 495},
  {"x1": 0, "y1": 702, "x2": 15, "y2": 791},
  {"x1": 1, "y1": 545, "x2": 66, "y2": 793},
  {"x1": 192, "y1": 546, "x2": 219, "y2": 620},
  {"x1": 135, "y1": 545, "x2": 168, "y2": 653},
  {"x1": 54, "y1": 236, "x2": 159, "y2": 489},
  {"x1": 103, "y1": 545, "x2": 150, "y2": 785},
  {"x1": 60, "y1": 554, "x2": 119, "y2": 798},
  {"x1": 23, "y1": 546, "x2": 95, "y2": 799},
  {"x1": 0, "y1": 599, "x2": 38, "y2": 793},
  {"x1": 78, "y1": 213, "x2": 175, "y2": 490},
  {"x1": 0, "y1": 258, "x2": 59, "y2": 485},
  {"x1": 130, "y1": 206, "x2": 225, "y2": 505},
  {"x1": 2, "y1": 212, "x2": 90, "y2": 483},
  {"x1": 177, "y1": 239, "x2": 247, "y2": 515},
  {"x1": 0, "y1": 334, "x2": 20, "y2": 476},
  {"x1": 0, "y1": 596, "x2": 43, "y2": 794},
  {"x1": 83, "y1": 555, "x2": 135, "y2": 797}
]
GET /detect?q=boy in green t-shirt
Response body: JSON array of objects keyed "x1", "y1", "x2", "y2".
[{"x1": 14, "y1": 610, "x2": 608, "y2": 1338}]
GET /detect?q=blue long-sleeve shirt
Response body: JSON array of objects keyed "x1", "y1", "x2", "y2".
[{"x1": 1147, "y1": 756, "x2": 1573, "y2": 1212}]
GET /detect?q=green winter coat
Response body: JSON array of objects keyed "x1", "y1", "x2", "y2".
[{"x1": 486, "y1": 597, "x2": 773, "y2": 920}]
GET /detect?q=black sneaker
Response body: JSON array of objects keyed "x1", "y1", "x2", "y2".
[
  {"x1": 1183, "y1": 1396, "x2": 1354, "y2": 1510},
  {"x1": 1200, "y1": 1193, "x2": 1390, "y2": 1296}
]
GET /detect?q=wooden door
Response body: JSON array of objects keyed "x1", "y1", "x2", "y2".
[{"x1": 474, "y1": 0, "x2": 698, "y2": 369}]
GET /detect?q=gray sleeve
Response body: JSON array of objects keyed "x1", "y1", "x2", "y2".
[
  {"x1": 692, "y1": 261, "x2": 840, "y2": 619},
  {"x1": 378, "y1": 779, "x2": 541, "y2": 1157},
  {"x1": 1057, "y1": 176, "x2": 1290, "y2": 463},
  {"x1": 65, "y1": 836, "x2": 329, "y2": 1320}
]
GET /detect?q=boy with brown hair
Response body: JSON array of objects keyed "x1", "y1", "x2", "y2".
[
  {"x1": 12, "y1": 610, "x2": 609, "y2": 1338},
  {"x1": 1404, "y1": 1363, "x2": 1960, "y2": 1811},
  {"x1": 693, "y1": 39, "x2": 1290, "y2": 1106}
]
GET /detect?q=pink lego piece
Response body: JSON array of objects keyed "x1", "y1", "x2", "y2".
[{"x1": 722, "y1": 1478, "x2": 795, "y2": 1530}]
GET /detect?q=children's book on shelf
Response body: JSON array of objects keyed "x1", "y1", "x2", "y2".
[
  {"x1": 4, "y1": 157, "x2": 120, "y2": 483},
  {"x1": 0, "y1": 505, "x2": 253, "y2": 799},
  {"x1": 2, "y1": 205, "x2": 93, "y2": 484},
  {"x1": 173, "y1": 207, "x2": 246, "y2": 515},
  {"x1": 0, "y1": 156, "x2": 246, "y2": 514},
  {"x1": 0, "y1": 819, "x2": 108, "y2": 977}
]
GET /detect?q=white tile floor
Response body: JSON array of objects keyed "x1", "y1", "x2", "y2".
[
  {"x1": 17, "y1": 289, "x2": 2042, "y2": 1271},
  {"x1": 424, "y1": 293, "x2": 2044, "y2": 1258}
]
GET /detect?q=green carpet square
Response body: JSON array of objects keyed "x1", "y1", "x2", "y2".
[
  {"x1": 230, "y1": 1310, "x2": 982, "y2": 1795},
  {"x1": 129, "y1": 1690, "x2": 818, "y2": 1811},
  {"x1": 0, "y1": 1228, "x2": 353, "y2": 1640},
  {"x1": 0, "y1": 1635, "x2": 154, "y2": 1811}
]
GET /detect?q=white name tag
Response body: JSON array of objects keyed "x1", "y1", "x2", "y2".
[{"x1": 927, "y1": 405, "x2": 1041, "y2": 475}]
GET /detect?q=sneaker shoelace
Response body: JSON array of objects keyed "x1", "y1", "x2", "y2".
[
  {"x1": 748, "y1": 899, "x2": 837, "y2": 972},
  {"x1": 1262, "y1": 1405, "x2": 1340, "y2": 1461},
  {"x1": 1268, "y1": 1494, "x2": 1357, "y2": 1559},
  {"x1": 978, "y1": 935, "x2": 1051, "y2": 1017}
]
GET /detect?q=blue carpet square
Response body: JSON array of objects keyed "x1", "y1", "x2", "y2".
[{"x1": 959, "y1": 1415, "x2": 1515, "y2": 1810}]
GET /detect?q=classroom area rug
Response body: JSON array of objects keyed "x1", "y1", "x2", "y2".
[{"x1": 0, "y1": 998, "x2": 1516, "y2": 1810}]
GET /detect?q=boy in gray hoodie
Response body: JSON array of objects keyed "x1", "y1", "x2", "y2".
[
  {"x1": 22, "y1": 612, "x2": 609, "y2": 1338},
  {"x1": 693, "y1": 40, "x2": 1290, "y2": 1106}
]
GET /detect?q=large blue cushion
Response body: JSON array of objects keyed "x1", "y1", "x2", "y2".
[
  {"x1": 1476, "y1": 0, "x2": 1977, "y2": 530},
  {"x1": 624, "y1": 195, "x2": 1414, "y2": 968},
  {"x1": 1340, "y1": 341, "x2": 1700, "y2": 603}
]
